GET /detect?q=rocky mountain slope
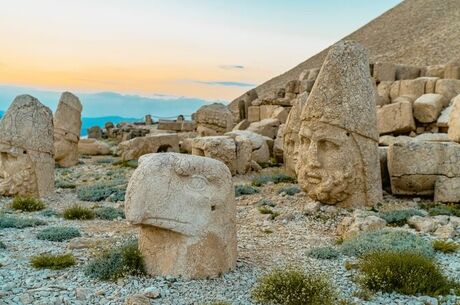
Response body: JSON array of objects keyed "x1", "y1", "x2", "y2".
[{"x1": 234, "y1": 0, "x2": 460, "y2": 101}]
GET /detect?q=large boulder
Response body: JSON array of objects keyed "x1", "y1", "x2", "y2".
[
  {"x1": 377, "y1": 101, "x2": 415, "y2": 135},
  {"x1": 191, "y1": 136, "x2": 237, "y2": 175},
  {"x1": 225, "y1": 130, "x2": 271, "y2": 164},
  {"x1": 195, "y1": 103, "x2": 233, "y2": 136},
  {"x1": 413, "y1": 94, "x2": 445, "y2": 123},
  {"x1": 388, "y1": 141, "x2": 460, "y2": 197},
  {"x1": 247, "y1": 118, "x2": 280, "y2": 139},
  {"x1": 118, "y1": 134, "x2": 180, "y2": 161},
  {"x1": 297, "y1": 41, "x2": 382, "y2": 208},
  {"x1": 78, "y1": 138, "x2": 112, "y2": 155},
  {"x1": 435, "y1": 79, "x2": 460, "y2": 102},
  {"x1": 125, "y1": 153, "x2": 237, "y2": 279},
  {"x1": 54, "y1": 92, "x2": 82, "y2": 167},
  {"x1": 448, "y1": 94, "x2": 460, "y2": 142},
  {"x1": 0, "y1": 95, "x2": 54, "y2": 197}
]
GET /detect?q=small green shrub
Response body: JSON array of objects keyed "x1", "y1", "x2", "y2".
[
  {"x1": 95, "y1": 207, "x2": 125, "y2": 220},
  {"x1": 235, "y1": 185, "x2": 259, "y2": 197},
  {"x1": 252, "y1": 266, "x2": 337, "y2": 305},
  {"x1": 433, "y1": 240, "x2": 460, "y2": 253},
  {"x1": 55, "y1": 179, "x2": 76, "y2": 189},
  {"x1": 96, "y1": 158, "x2": 114, "y2": 164},
  {"x1": 252, "y1": 173, "x2": 296, "y2": 187},
  {"x1": 37, "y1": 226, "x2": 81, "y2": 242},
  {"x1": 63, "y1": 205, "x2": 95, "y2": 220},
  {"x1": 258, "y1": 206, "x2": 280, "y2": 220},
  {"x1": 0, "y1": 241, "x2": 6, "y2": 249},
  {"x1": 341, "y1": 229, "x2": 433, "y2": 257},
  {"x1": 358, "y1": 251, "x2": 459, "y2": 296},
  {"x1": 420, "y1": 202, "x2": 460, "y2": 217},
  {"x1": 85, "y1": 240, "x2": 145, "y2": 280},
  {"x1": 40, "y1": 208, "x2": 59, "y2": 217},
  {"x1": 256, "y1": 198, "x2": 276, "y2": 207},
  {"x1": 30, "y1": 253, "x2": 76, "y2": 270},
  {"x1": 308, "y1": 246, "x2": 340, "y2": 260},
  {"x1": 379, "y1": 208, "x2": 424, "y2": 226},
  {"x1": 0, "y1": 215, "x2": 46, "y2": 229},
  {"x1": 278, "y1": 186, "x2": 301, "y2": 196},
  {"x1": 112, "y1": 159, "x2": 138, "y2": 168},
  {"x1": 11, "y1": 196, "x2": 45, "y2": 212},
  {"x1": 77, "y1": 179, "x2": 127, "y2": 202}
]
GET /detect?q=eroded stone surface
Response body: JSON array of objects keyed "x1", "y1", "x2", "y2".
[
  {"x1": 191, "y1": 136, "x2": 237, "y2": 175},
  {"x1": 118, "y1": 134, "x2": 179, "y2": 161},
  {"x1": 195, "y1": 103, "x2": 233, "y2": 136},
  {"x1": 448, "y1": 94, "x2": 460, "y2": 142},
  {"x1": 125, "y1": 153, "x2": 237, "y2": 279},
  {"x1": 296, "y1": 41, "x2": 382, "y2": 208},
  {"x1": 54, "y1": 92, "x2": 82, "y2": 167},
  {"x1": 78, "y1": 138, "x2": 112, "y2": 155},
  {"x1": 0, "y1": 94, "x2": 54, "y2": 197}
]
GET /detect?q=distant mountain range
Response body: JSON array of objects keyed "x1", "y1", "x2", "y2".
[{"x1": 0, "y1": 85, "x2": 221, "y2": 136}]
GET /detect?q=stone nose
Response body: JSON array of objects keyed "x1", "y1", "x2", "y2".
[{"x1": 306, "y1": 141, "x2": 321, "y2": 168}]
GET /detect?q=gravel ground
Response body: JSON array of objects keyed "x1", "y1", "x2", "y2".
[{"x1": 1, "y1": 157, "x2": 459, "y2": 305}]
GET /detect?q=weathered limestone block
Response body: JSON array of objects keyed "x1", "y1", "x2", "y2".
[
  {"x1": 125, "y1": 153, "x2": 237, "y2": 279},
  {"x1": 54, "y1": 92, "x2": 82, "y2": 167},
  {"x1": 448, "y1": 95, "x2": 460, "y2": 142},
  {"x1": 434, "y1": 176, "x2": 460, "y2": 203},
  {"x1": 379, "y1": 135, "x2": 412, "y2": 146},
  {"x1": 118, "y1": 134, "x2": 180, "y2": 161},
  {"x1": 389, "y1": 80, "x2": 401, "y2": 101},
  {"x1": 195, "y1": 103, "x2": 233, "y2": 136},
  {"x1": 377, "y1": 101, "x2": 416, "y2": 135},
  {"x1": 270, "y1": 106, "x2": 289, "y2": 124},
  {"x1": 373, "y1": 62, "x2": 396, "y2": 82},
  {"x1": 157, "y1": 120, "x2": 182, "y2": 131},
  {"x1": 247, "y1": 118, "x2": 280, "y2": 139},
  {"x1": 423, "y1": 77, "x2": 439, "y2": 94},
  {"x1": 283, "y1": 92, "x2": 308, "y2": 175},
  {"x1": 191, "y1": 136, "x2": 237, "y2": 175},
  {"x1": 300, "y1": 80, "x2": 315, "y2": 93},
  {"x1": 376, "y1": 81, "x2": 392, "y2": 105},
  {"x1": 87, "y1": 126, "x2": 103, "y2": 139},
  {"x1": 414, "y1": 133, "x2": 450, "y2": 142},
  {"x1": 259, "y1": 105, "x2": 278, "y2": 120},
  {"x1": 232, "y1": 119, "x2": 250, "y2": 131},
  {"x1": 388, "y1": 141, "x2": 460, "y2": 195},
  {"x1": 307, "y1": 68, "x2": 320, "y2": 81},
  {"x1": 0, "y1": 95, "x2": 54, "y2": 197},
  {"x1": 234, "y1": 136, "x2": 252, "y2": 175},
  {"x1": 437, "y1": 105, "x2": 452, "y2": 128},
  {"x1": 78, "y1": 138, "x2": 112, "y2": 155},
  {"x1": 285, "y1": 80, "x2": 301, "y2": 94},
  {"x1": 225, "y1": 130, "x2": 271, "y2": 164},
  {"x1": 444, "y1": 64, "x2": 460, "y2": 79},
  {"x1": 413, "y1": 94, "x2": 445, "y2": 123},
  {"x1": 337, "y1": 211, "x2": 386, "y2": 239},
  {"x1": 422, "y1": 65, "x2": 445, "y2": 78},
  {"x1": 247, "y1": 106, "x2": 260, "y2": 123},
  {"x1": 395, "y1": 65, "x2": 420, "y2": 80},
  {"x1": 297, "y1": 41, "x2": 382, "y2": 208},
  {"x1": 273, "y1": 124, "x2": 285, "y2": 163},
  {"x1": 435, "y1": 79, "x2": 460, "y2": 103},
  {"x1": 399, "y1": 78, "x2": 426, "y2": 101}
]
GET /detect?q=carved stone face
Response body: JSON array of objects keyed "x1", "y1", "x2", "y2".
[
  {"x1": 125, "y1": 153, "x2": 234, "y2": 237},
  {"x1": 296, "y1": 121, "x2": 361, "y2": 204},
  {"x1": 54, "y1": 130, "x2": 79, "y2": 161},
  {"x1": 283, "y1": 131, "x2": 300, "y2": 174},
  {"x1": 0, "y1": 145, "x2": 36, "y2": 196}
]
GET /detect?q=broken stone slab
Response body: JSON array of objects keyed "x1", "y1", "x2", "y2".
[
  {"x1": 413, "y1": 93, "x2": 445, "y2": 123},
  {"x1": 195, "y1": 103, "x2": 233, "y2": 136},
  {"x1": 247, "y1": 118, "x2": 280, "y2": 139},
  {"x1": 435, "y1": 79, "x2": 460, "y2": 103},
  {"x1": 437, "y1": 105, "x2": 452, "y2": 128},
  {"x1": 434, "y1": 176, "x2": 460, "y2": 203},
  {"x1": 448, "y1": 94, "x2": 460, "y2": 142},
  {"x1": 191, "y1": 136, "x2": 237, "y2": 175},
  {"x1": 78, "y1": 138, "x2": 112, "y2": 155},
  {"x1": 373, "y1": 62, "x2": 396, "y2": 82},
  {"x1": 377, "y1": 101, "x2": 416, "y2": 135},
  {"x1": 225, "y1": 130, "x2": 271, "y2": 164},
  {"x1": 118, "y1": 134, "x2": 180, "y2": 161}
]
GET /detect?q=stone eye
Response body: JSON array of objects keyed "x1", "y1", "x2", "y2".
[{"x1": 187, "y1": 175, "x2": 208, "y2": 191}]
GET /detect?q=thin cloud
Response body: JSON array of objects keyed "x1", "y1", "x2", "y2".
[
  {"x1": 219, "y1": 65, "x2": 245, "y2": 70},
  {"x1": 192, "y1": 80, "x2": 255, "y2": 87}
]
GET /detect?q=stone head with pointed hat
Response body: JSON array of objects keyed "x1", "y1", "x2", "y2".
[{"x1": 296, "y1": 41, "x2": 382, "y2": 208}]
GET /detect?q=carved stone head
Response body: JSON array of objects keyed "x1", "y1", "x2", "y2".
[
  {"x1": 125, "y1": 153, "x2": 237, "y2": 278},
  {"x1": 296, "y1": 41, "x2": 382, "y2": 208},
  {"x1": 0, "y1": 95, "x2": 54, "y2": 197}
]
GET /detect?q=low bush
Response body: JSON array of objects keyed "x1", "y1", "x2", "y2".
[
  {"x1": 235, "y1": 185, "x2": 259, "y2": 197},
  {"x1": 30, "y1": 253, "x2": 76, "y2": 270},
  {"x1": 11, "y1": 196, "x2": 45, "y2": 212},
  {"x1": 420, "y1": 202, "x2": 460, "y2": 217},
  {"x1": 252, "y1": 173, "x2": 296, "y2": 187},
  {"x1": 358, "y1": 251, "x2": 459, "y2": 296},
  {"x1": 258, "y1": 206, "x2": 280, "y2": 220},
  {"x1": 40, "y1": 208, "x2": 59, "y2": 217},
  {"x1": 252, "y1": 266, "x2": 337, "y2": 305},
  {"x1": 77, "y1": 179, "x2": 127, "y2": 202},
  {"x1": 378, "y1": 208, "x2": 424, "y2": 226},
  {"x1": 278, "y1": 186, "x2": 301, "y2": 196},
  {"x1": 112, "y1": 159, "x2": 138, "y2": 169},
  {"x1": 256, "y1": 198, "x2": 276, "y2": 207},
  {"x1": 37, "y1": 226, "x2": 81, "y2": 242},
  {"x1": 85, "y1": 240, "x2": 145, "y2": 280},
  {"x1": 308, "y1": 246, "x2": 340, "y2": 260},
  {"x1": 95, "y1": 207, "x2": 125, "y2": 220},
  {"x1": 0, "y1": 215, "x2": 46, "y2": 229},
  {"x1": 341, "y1": 229, "x2": 433, "y2": 257},
  {"x1": 433, "y1": 240, "x2": 459, "y2": 253},
  {"x1": 201, "y1": 302, "x2": 232, "y2": 305},
  {"x1": 63, "y1": 205, "x2": 95, "y2": 220},
  {"x1": 55, "y1": 179, "x2": 77, "y2": 189},
  {"x1": 96, "y1": 158, "x2": 114, "y2": 164}
]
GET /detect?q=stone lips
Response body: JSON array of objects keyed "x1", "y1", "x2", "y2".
[{"x1": 125, "y1": 153, "x2": 237, "y2": 279}]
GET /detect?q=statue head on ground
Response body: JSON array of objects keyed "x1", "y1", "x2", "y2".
[
  {"x1": 296, "y1": 41, "x2": 382, "y2": 208},
  {"x1": 125, "y1": 153, "x2": 237, "y2": 279}
]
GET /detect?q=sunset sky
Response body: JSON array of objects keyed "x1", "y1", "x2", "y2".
[{"x1": 0, "y1": 0, "x2": 401, "y2": 102}]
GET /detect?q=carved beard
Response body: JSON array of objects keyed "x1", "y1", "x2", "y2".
[{"x1": 300, "y1": 164, "x2": 356, "y2": 205}]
